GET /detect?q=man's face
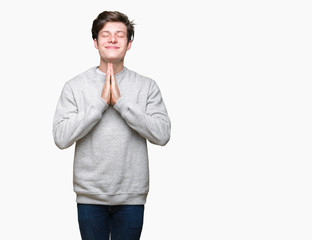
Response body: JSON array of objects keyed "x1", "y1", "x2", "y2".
[{"x1": 94, "y1": 21, "x2": 132, "y2": 64}]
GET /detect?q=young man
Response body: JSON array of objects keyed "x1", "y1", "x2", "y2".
[{"x1": 52, "y1": 11, "x2": 171, "y2": 240}]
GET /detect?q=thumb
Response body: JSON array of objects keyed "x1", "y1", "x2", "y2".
[{"x1": 111, "y1": 72, "x2": 116, "y2": 87}]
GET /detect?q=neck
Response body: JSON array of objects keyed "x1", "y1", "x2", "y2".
[{"x1": 98, "y1": 59, "x2": 124, "y2": 74}]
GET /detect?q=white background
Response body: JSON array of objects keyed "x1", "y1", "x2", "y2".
[{"x1": 0, "y1": 0, "x2": 311, "y2": 239}]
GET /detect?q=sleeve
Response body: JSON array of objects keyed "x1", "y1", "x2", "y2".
[
  {"x1": 113, "y1": 80, "x2": 171, "y2": 146},
  {"x1": 52, "y1": 82, "x2": 109, "y2": 149}
]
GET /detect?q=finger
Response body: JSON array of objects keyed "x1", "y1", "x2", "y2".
[
  {"x1": 108, "y1": 65, "x2": 115, "y2": 87},
  {"x1": 111, "y1": 69, "x2": 116, "y2": 87},
  {"x1": 107, "y1": 63, "x2": 113, "y2": 74},
  {"x1": 109, "y1": 64, "x2": 114, "y2": 78},
  {"x1": 105, "y1": 67, "x2": 111, "y2": 85}
]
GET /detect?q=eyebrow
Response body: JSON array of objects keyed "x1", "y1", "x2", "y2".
[{"x1": 100, "y1": 30, "x2": 126, "y2": 34}]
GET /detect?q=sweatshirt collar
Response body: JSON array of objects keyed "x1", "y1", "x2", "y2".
[{"x1": 94, "y1": 66, "x2": 128, "y2": 82}]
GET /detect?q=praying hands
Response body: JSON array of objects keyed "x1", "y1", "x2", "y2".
[{"x1": 101, "y1": 63, "x2": 121, "y2": 105}]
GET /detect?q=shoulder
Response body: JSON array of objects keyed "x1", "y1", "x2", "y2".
[
  {"x1": 66, "y1": 66, "x2": 97, "y2": 88},
  {"x1": 126, "y1": 68, "x2": 155, "y2": 86}
]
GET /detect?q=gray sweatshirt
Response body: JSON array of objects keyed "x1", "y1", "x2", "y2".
[{"x1": 53, "y1": 66, "x2": 171, "y2": 205}]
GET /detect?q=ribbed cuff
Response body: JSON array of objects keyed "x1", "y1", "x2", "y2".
[
  {"x1": 113, "y1": 97, "x2": 129, "y2": 117},
  {"x1": 94, "y1": 97, "x2": 109, "y2": 113}
]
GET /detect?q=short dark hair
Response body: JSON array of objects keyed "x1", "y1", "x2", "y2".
[{"x1": 92, "y1": 11, "x2": 135, "y2": 44}]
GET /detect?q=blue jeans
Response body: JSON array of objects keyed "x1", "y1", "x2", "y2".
[{"x1": 77, "y1": 203, "x2": 144, "y2": 240}]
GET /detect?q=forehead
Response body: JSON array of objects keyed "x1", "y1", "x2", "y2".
[{"x1": 100, "y1": 22, "x2": 127, "y2": 33}]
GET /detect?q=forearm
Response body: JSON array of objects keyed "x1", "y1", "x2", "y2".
[
  {"x1": 53, "y1": 106, "x2": 106, "y2": 149},
  {"x1": 114, "y1": 97, "x2": 171, "y2": 146},
  {"x1": 53, "y1": 83, "x2": 108, "y2": 149}
]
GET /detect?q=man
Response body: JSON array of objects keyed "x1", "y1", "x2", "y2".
[{"x1": 52, "y1": 10, "x2": 171, "y2": 240}]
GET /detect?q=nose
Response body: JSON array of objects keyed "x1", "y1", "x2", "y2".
[{"x1": 108, "y1": 35, "x2": 117, "y2": 43}]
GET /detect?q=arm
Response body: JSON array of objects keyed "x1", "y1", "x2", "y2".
[
  {"x1": 53, "y1": 82, "x2": 108, "y2": 149},
  {"x1": 113, "y1": 80, "x2": 171, "y2": 146}
]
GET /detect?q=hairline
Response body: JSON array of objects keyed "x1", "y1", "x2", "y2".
[{"x1": 99, "y1": 30, "x2": 126, "y2": 34}]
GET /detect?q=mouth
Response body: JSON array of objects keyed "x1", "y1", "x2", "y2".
[{"x1": 105, "y1": 46, "x2": 120, "y2": 49}]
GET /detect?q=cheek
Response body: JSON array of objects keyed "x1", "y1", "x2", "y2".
[
  {"x1": 96, "y1": 37, "x2": 105, "y2": 45},
  {"x1": 100, "y1": 40, "x2": 107, "y2": 46}
]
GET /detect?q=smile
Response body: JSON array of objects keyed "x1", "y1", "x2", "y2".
[{"x1": 105, "y1": 46, "x2": 120, "y2": 49}]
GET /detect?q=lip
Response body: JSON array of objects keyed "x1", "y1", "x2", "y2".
[{"x1": 105, "y1": 46, "x2": 120, "y2": 49}]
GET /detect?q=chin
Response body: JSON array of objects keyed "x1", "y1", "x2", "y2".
[
  {"x1": 103, "y1": 57, "x2": 124, "y2": 64},
  {"x1": 106, "y1": 59, "x2": 119, "y2": 64}
]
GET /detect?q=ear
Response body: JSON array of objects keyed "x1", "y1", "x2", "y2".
[
  {"x1": 94, "y1": 38, "x2": 99, "y2": 49},
  {"x1": 126, "y1": 40, "x2": 132, "y2": 51}
]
